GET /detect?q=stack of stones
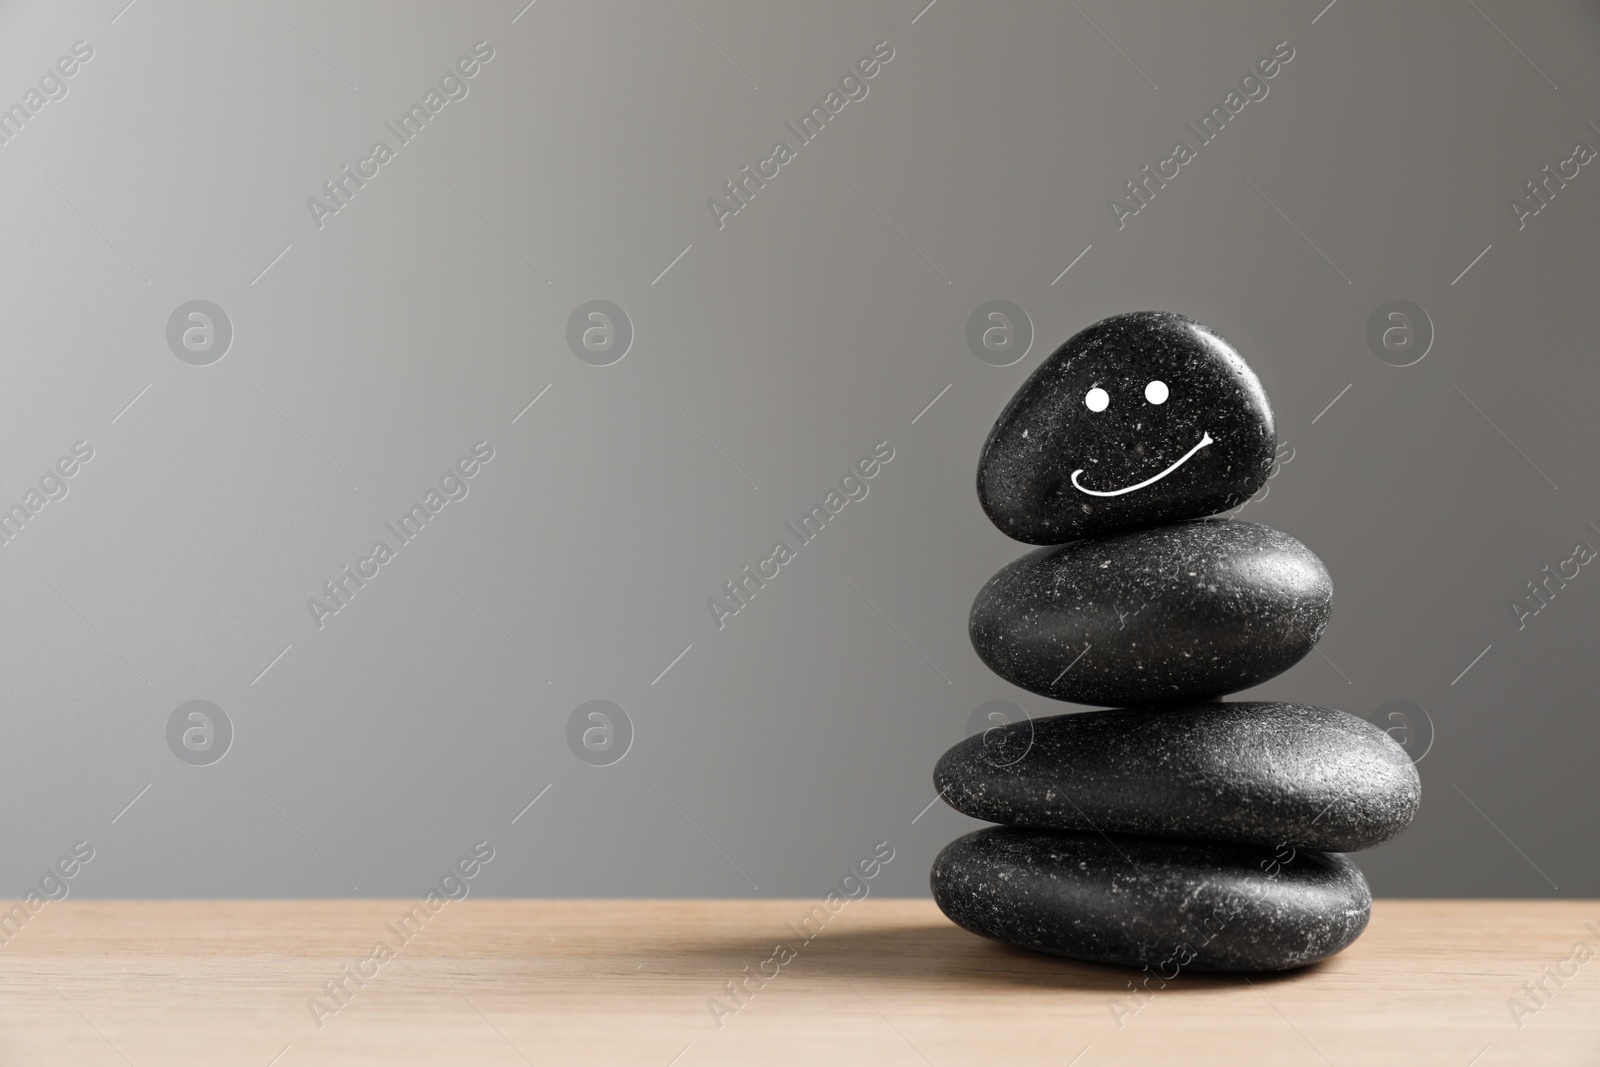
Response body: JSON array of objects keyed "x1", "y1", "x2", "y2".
[{"x1": 930, "y1": 311, "x2": 1420, "y2": 972}]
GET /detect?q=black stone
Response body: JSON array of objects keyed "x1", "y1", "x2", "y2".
[
  {"x1": 930, "y1": 826, "x2": 1370, "y2": 972},
  {"x1": 937, "y1": 702, "x2": 1419, "y2": 851},
  {"x1": 977, "y1": 311, "x2": 1276, "y2": 545},
  {"x1": 969, "y1": 520, "x2": 1330, "y2": 706}
]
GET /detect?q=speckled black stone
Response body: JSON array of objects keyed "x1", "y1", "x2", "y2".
[
  {"x1": 977, "y1": 311, "x2": 1276, "y2": 545},
  {"x1": 936, "y1": 702, "x2": 1419, "y2": 851},
  {"x1": 930, "y1": 826, "x2": 1370, "y2": 972},
  {"x1": 969, "y1": 519, "x2": 1330, "y2": 706}
]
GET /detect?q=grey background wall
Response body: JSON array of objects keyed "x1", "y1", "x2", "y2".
[{"x1": 0, "y1": 0, "x2": 1596, "y2": 900}]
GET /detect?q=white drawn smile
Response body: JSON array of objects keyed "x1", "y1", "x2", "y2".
[{"x1": 1070, "y1": 431, "x2": 1213, "y2": 497}]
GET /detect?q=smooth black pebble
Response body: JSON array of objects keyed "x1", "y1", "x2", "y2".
[
  {"x1": 977, "y1": 310, "x2": 1276, "y2": 545},
  {"x1": 930, "y1": 826, "x2": 1370, "y2": 972},
  {"x1": 969, "y1": 519, "x2": 1330, "y2": 706},
  {"x1": 936, "y1": 702, "x2": 1419, "y2": 852}
]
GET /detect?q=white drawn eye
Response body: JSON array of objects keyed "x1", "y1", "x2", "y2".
[
  {"x1": 1145, "y1": 380, "x2": 1169, "y2": 404},
  {"x1": 1085, "y1": 387, "x2": 1109, "y2": 412}
]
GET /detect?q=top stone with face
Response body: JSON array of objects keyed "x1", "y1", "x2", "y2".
[{"x1": 977, "y1": 311, "x2": 1276, "y2": 544}]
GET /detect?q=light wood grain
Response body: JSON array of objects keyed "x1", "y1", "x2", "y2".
[{"x1": 0, "y1": 900, "x2": 1593, "y2": 1065}]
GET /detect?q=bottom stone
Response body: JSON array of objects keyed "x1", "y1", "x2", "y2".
[{"x1": 930, "y1": 827, "x2": 1370, "y2": 972}]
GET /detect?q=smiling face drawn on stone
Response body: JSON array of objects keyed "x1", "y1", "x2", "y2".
[
  {"x1": 976, "y1": 311, "x2": 1277, "y2": 545},
  {"x1": 1069, "y1": 378, "x2": 1214, "y2": 497}
]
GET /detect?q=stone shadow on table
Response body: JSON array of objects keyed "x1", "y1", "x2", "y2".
[{"x1": 663, "y1": 921, "x2": 1325, "y2": 994}]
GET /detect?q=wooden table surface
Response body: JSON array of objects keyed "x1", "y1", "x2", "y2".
[{"x1": 0, "y1": 899, "x2": 1594, "y2": 1065}]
